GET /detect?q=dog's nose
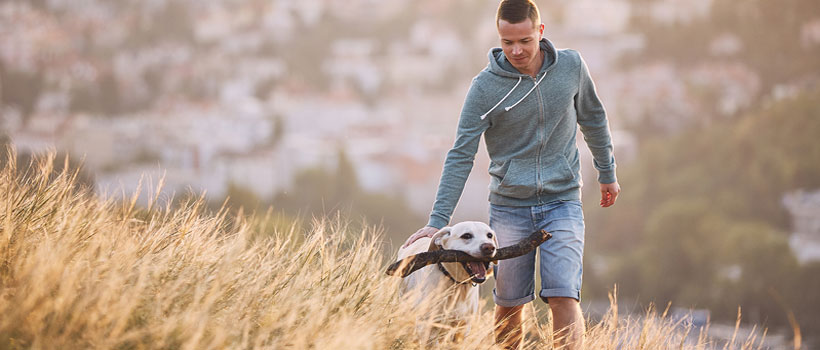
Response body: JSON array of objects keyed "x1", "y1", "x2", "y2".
[{"x1": 480, "y1": 243, "x2": 496, "y2": 256}]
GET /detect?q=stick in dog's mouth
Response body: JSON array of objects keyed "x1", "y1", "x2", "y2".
[{"x1": 386, "y1": 230, "x2": 552, "y2": 278}]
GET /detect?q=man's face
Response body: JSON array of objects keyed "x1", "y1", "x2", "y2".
[{"x1": 497, "y1": 18, "x2": 544, "y2": 76}]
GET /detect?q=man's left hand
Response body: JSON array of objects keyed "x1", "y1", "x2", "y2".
[{"x1": 600, "y1": 182, "x2": 620, "y2": 208}]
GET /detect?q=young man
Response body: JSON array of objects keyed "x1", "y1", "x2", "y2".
[{"x1": 403, "y1": 0, "x2": 619, "y2": 349}]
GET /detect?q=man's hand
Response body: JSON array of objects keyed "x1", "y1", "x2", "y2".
[
  {"x1": 402, "y1": 226, "x2": 439, "y2": 248},
  {"x1": 600, "y1": 182, "x2": 620, "y2": 208}
]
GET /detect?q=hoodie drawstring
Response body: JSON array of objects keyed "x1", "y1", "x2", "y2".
[
  {"x1": 504, "y1": 72, "x2": 547, "y2": 112},
  {"x1": 479, "y1": 76, "x2": 521, "y2": 120},
  {"x1": 479, "y1": 72, "x2": 548, "y2": 120}
]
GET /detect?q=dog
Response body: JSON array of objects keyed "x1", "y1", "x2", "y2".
[{"x1": 397, "y1": 221, "x2": 498, "y2": 343}]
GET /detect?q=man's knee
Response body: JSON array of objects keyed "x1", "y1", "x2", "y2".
[
  {"x1": 544, "y1": 296, "x2": 579, "y2": 307},
  {"x1": 546, "y1": 296, "x2": 578, "y2": 303},
  {"x1": 547, "y1": 297, "x2": 584, "y2": 327}
]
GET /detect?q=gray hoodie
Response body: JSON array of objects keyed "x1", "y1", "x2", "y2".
[{"x1": 428, "y1": 38, "x2": 616, "y2": 229}]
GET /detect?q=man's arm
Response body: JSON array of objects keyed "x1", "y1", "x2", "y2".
[{"x1": 574, "y1": 52, "x2": 620, "y2": 207}]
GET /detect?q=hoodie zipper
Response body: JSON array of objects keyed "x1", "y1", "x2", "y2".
[{"x1": 534, "y1": 74, "x2": 545, "y2": 202}]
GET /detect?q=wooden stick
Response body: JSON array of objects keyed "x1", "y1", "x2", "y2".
[{"x1": 386, "y1": 230, "x2": 551, "y2": 277}]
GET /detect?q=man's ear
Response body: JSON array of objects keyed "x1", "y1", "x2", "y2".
[{"x1": 428, "y1": 227, "x2": 452, "y2": 252}]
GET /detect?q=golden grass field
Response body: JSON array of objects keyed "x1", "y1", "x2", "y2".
[{"x1": 0, "y1": 151, "x2": 774, "y2": 349}]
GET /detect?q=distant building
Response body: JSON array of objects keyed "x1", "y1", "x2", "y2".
[
  {"x1": 801, "y1": 18, "x2": 820, "y2": 48},
  {"x1": 564, "y1": 0, "x2": 631, "y2": 37},
  {"x1": 783, "y1": 189, "x2": 820, "y2": 263},
  {"x1": 645, "y1": 0, "x2": 713, "y2": 25}
]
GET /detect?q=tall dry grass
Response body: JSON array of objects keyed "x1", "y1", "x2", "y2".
[{"x1": 0, "y1": 151, "x2": 770, "y2": 349}]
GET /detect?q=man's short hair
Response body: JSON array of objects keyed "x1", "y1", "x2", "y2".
[{"x1": 496, "y1": 0, "x2": 541, "y2": 28}]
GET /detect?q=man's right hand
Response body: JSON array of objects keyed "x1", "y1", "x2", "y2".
[{"x1": 402, "y1": 226, "x2": 439, "y2": 248}]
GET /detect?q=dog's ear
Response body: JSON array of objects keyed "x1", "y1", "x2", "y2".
[
  {"x1": 490, "y1": 229, "x2": 499, "y2": 247},
  {"x1": 428, "y1": 227, "x2": 452, "y2": 252},
  {"x1": 490, "y1": 229, "x2": 499, "y2": 265}
]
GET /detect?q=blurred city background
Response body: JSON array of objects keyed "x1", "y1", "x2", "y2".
[{"x1": 1, "y1": 0, "x2": 819, "y2": 347}]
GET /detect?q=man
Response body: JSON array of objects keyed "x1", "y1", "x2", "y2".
[{"x1": 402, "y1": 0, "x2": 620, "y2": 349}]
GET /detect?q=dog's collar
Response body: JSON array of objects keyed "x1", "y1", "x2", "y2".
[
  {"x1": 433, "y1": 244, "x2": 476, "y2": 287},
  {"x1": 436, "y1": 245, "x2": 477, "y2": 287},
  {"x1": 436, "y1": 262, "x2": 476, "y2": 287}
]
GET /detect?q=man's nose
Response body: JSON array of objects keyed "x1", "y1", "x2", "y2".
[
  {"x1": 512, "y1": 45, "x2": 522, "y2": 55},
  {"x1": 480, "y1": 243, "x2": 496, "y2": 256}
]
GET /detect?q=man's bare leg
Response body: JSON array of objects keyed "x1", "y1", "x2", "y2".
[
  {"x1": 495, "y1": 305, "x2": 525, "y2": 350},
  {"x1": 548, "y1": 297, "x2": 585, "y2": 349}
]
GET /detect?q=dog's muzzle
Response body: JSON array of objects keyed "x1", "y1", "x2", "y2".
[
  {"x1": 462, "y1": 245, "x2": 496, "y2": 283},
  {"x1": 462, "y1": 261, "x2": 492, "y2": 283}
]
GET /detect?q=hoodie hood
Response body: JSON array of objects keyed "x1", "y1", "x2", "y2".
[
  {"x1": 488, "y1": 38, "x2": 558, "y2": 78},
  {"x1": 478, "y1": 38, "x2": 559, "y2": 119}
]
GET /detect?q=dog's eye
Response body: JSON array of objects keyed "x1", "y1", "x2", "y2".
[
  {"x1": 461, "y1": 233, "x2": 473, "y2": 240},
  {"x1": 487, "y1": 232, "x2": 493, "y2": 239}
]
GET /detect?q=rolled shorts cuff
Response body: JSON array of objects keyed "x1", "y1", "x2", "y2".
[
  {"x1": 493, "y1": 289, "x2": 535, "y2": 307},
  {"x1": 539, "y1": 288, "x2": 580, "y2": 303}
]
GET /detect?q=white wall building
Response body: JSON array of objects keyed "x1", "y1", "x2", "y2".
[{"x1": 783, "y1": 189, "x2": 820, "y2": 263}]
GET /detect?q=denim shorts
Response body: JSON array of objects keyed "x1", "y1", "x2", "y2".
[{"x1": 490, "y1": 200, "x2": 585, "y2": 306}]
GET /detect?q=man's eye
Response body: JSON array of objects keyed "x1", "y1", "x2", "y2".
[{"x1": 462, "y1": 233, "x2": 473, "y2": 240}]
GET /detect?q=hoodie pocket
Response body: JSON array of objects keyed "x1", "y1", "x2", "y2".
[
  {"x1": 490, "y1": 158, "x2": 537, "y2": 199},
  {"x1": 540, "y1": 154, "x2": 577, "y2": 193}
]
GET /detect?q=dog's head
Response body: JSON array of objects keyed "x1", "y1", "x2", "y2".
[{"x1": 428, "y1": 221, "x2": 498, "y2": 284}]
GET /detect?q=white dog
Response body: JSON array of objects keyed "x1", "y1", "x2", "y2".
[{"x1": 397, "y1": 221, "x2": 498, "y2": 343}]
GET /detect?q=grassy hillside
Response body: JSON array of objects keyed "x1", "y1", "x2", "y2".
[{"x1": 0, "y1": 150, "x2": 775, "y2": 349}]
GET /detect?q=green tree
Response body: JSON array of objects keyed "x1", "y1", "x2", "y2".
[
  {"x1": 272, "y1": 148, "x2": 423, "y2": 247},
  {"x1": 713, "y1": 223, "x2": 798, "y2": 326},
  {"x1": 584, "y1": 87, "x2": 820, "y2": 335},
  {"x1": 220, "y1": 182, "x2": 263, "y2": 213},
  {"x1": 333, "y1": 148, "x2": 358, "y2": 204}
]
